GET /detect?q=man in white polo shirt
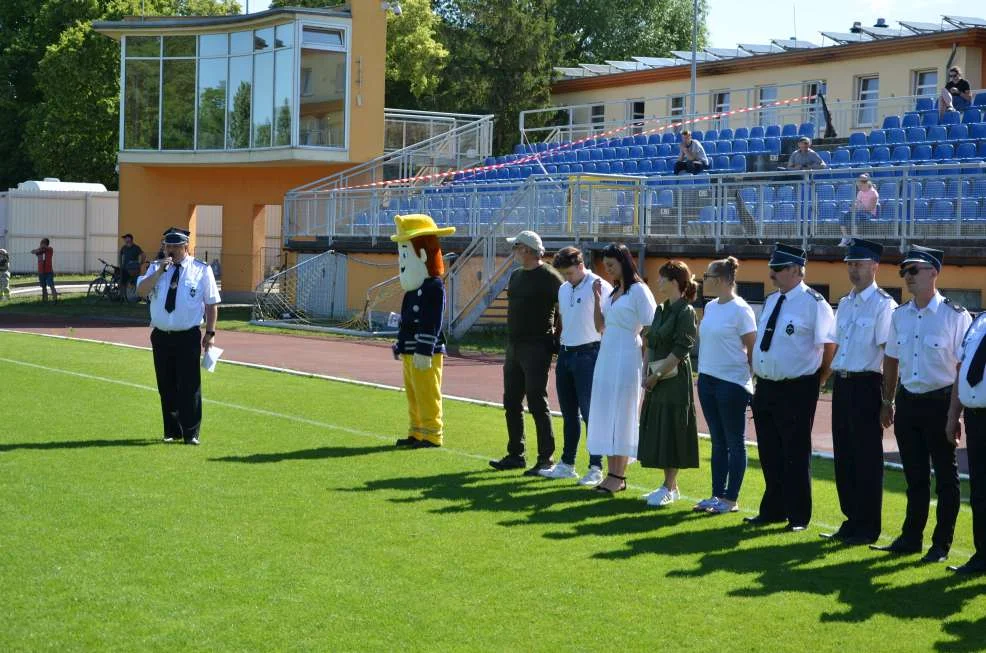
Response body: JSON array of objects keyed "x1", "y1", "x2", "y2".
[
  {"x1": 539, "y1": 247, "x2": 612, "y2": 486},
  {"x1": 137, "y1": 228, "x2": 221, "y2": 446},
  {"x1": 945, "y1": 310, "x2": 986, "y2": 575}
]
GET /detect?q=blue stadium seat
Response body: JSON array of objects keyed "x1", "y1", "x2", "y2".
[
  {"x1": 557, "y1": 164, "x2": 570, "y2": 174},
  {"x1": 882, "y1": 115, "x2": 901, "y2": 130},
  {"x1": 704, "y1": 129, "x2": 719, "y2": 141},
  {"x1": 915, "y1": 97, "x2": 934, "y2": 112},
  {"x1": 880, "y1": 199, "x2": 899, "y2": 221},
  {"x1": 580, "y1": 162, "x2": 596, "y2": 173},
  {"x1": 590, "y1": 148, "x2": 604, "y2": 161},
  {"x1": 886, "y1": 128, "x2": 906, "y2": 145},
  {"x1": 931, "y1": 199, "x2": 955, "y2": 220},
  {"x1": 642, "y1": 145, "x2": 658, "y2": 158},
  {"x1": 628, "y1": 145, "x2": 644, "y2": 158},
  {"x1": 623, "y1": 160, "x2": 638, "y2": 173},
  {"x1": 717, "y1": 140, "x2": 733, "y2": 154},
  {"x1": 901, "y1": 112, "x2": 921, "y2": 128},
  {"x1": 610, "y1": 161, "x2": 624, "y2": 173},
  {"x1": 734, "y1": 127, "x2": 749, "y2": 139},
  {"x1": 962, "y1": 108, "x2": 982, "y2": 124},
  {"x1": 798, "y1": 123, "x2": 815, "y2": 139},
  {"x1": 959, "y1": 198, "x2": 980, "y2": 218},
  {"x1": 781, "y1": 124, "x2": 798, "y2": 137},
  {"x1": 948, "y1": 123, "x2": 969, "y2": 141},
  {"x1": 947, "y1": 180, "x2": 970, "y2": 198},
  {"x1": 714, "y1": 155, "x2": 730, "y2": 171},
  {"x1": 818, "y1": 200, "x2": 837, "y2": 222},
  {"x1": 619, "y1": 136, "x2": 635, "y2": 147},
  {"x1": 730, "y1": 155, "x2": 747, "y2": 173},
  {"x1": 933, "y1": 143, "x2": 955, "y2": 161},
  {"x1": 704, "y1": 142, "x2": 717, "y2": 155},
  {"x1": 648, "y1": 134, "x2": 662, "y2": 146},
  {"x1": 719, "y1": 128, "x2": 734, "y2": 140},
  {"x1": 891, "y1": 145, "x2": 911, "y2": 164},
  {"x1": 941, "y1": 111, "x2": 961, "y2": 125},
  {"x1": 662, "y1": 133, "x2": 677, "y2": 144},
  {"x1": 633, "y1": 134, "x2": 648, "y2": 146},
  {"x1": 836, "y1": 183, "x2": 855, "y2": 201},
  {"x1": 595, "y1": 162, "x2": 610, "y2": 173},
  {"x1": 577, "y1": 149, "x2": 591, "y2": 162},
  {"x1": 906, "y1": 127, "x2": 927, "y2": 144},
  {"x1": 849, "y1": 132, "x2": 867, "y2": 148},
  {"x1": 868, "y1": 130, "x2": 886, "y2": 146},
  {"x1": 658, "y1": 143, "x2": 673, "y2": 156},
  {"x1": 878, "y1": 182, "x2": 899, "y2": 199},
  {"x1": 692, "y1": 131, "x2": 704, "y2": 141},
  {"x1": 733, "y1": 139, "x2": 749, "y2": 153},
  {"x1": 738, "y1": 186, "x2": 757, "y2": 205},
  {"x1": 637, "y1": 159, "x2": 653, "y2": 174},
  {"x1": 927, "y1": 126, "x2": 948, "y2": 143},
  {"x1": 956, "y1": 142, "x2": 978, "y2": 161},
  {"x1": 777, "y1": 185, "x2": 796, "y2": 202},
  {"x1": 818, "y1": 150, "x2": 832, "y2": 166},
  {"x1": 974, "y1": 92, "x2": 986, "y2": 107},
  {"x1": 698, "y1": 206, "x2": 717, "y2": 223},
  {"x1": 912, "y1": 199, "x2": 930, "y2": 220},
  {"x1": 971, "y1": 123, "x2": 986, "y2": 140},
  {"x1": 816, "y1": 183, "x2": 835, "y2": 201},
  {"x1": 850, "y1": 148, "x2": 870, "y2": 165},
  {"x1": 749, "y1": 126, "x2": 765, "y2": 139},
  {"x1": 871, "y1": 146, "x2": 891, "y2": 166},
  {"x1": 923, "y1": 180, "x2": 946, "y2": 199},
  {"x1": 763, "y1": 137, "x2": 780, "y2": 155},
  {"x1": 831, "y1": 148, "x2": 851, "y2": 167},
  {"x1": 775, "y1": 202, "x2": 796, "y2": 222},
  {"x1": 652, "y1": 158, "x2": 668, "y2": 174},
  {"x1": 921, "y1": 111, "x2": 939, "y2": 127},
  {"x1": 979, "y1": 142, "x2": 986, "y2": 159},
  {"x1": 748, "y1": 138, "x2": 765, "y2": 153},
  {"x1": 765, "y1": 125, "x2": 781, "y2": 138},
  {"x1": 653, "y1": 189, "x2": 674, "y2": 207}
]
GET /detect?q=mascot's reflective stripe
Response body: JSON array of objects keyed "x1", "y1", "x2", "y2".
[{"x1": 391, "y1": 214, "x2": 455, "y2": 447}]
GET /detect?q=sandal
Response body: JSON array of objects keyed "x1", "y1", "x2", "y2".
[{"x1": 593, "y1": 473, "x2": 627, "y2": 495}]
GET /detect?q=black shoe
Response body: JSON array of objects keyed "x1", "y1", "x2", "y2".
[
  {"x1": 523, "y1": 460, "x2": 554, "y2": 477},
  {"x1": 920, "y1": 545, "x2": 949, "y2": 563},
  {"x1": 870, "y1": 538, "x2": 922, "y2": 555},
  {"x1": 843, "y1": 535, "x2": 879, "y2": 546},
  {"x1": 395, "y1": 437, "x2": 418, "y2": 447},
  {"x1": 411, "y1": 439, "x2": 440, "y2": 449},
  {"x1": 786, "y1": 523, "x2": 808, "y2": 532},
  {"x1": 489, "y1": 454, "x2": 526, "y2": 471},
  {"x1": 947, "y1": 557, "x2": 986, "y2": 575},
  {"x1": 743, "y1": 515, "x2": 785, "y2": 526}
]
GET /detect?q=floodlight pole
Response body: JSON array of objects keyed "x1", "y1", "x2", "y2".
[{"x1": 689, "y1": 0, "x2": 698, "y2": 120}]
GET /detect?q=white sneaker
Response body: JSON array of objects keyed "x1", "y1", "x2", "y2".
[
  {"x1": 706, "y1": 498, "x2": 739, "y2": 514},
  {"x1": 577, "y1": 465, "x2": 604, "y2": 486},
  {"x1": 838, "y1": 237, "x2": 851, "y2": 247},
  {"x1": 693, "y1": 496, "x2": 718, "y2": 512},
  {"x1": 539, "y1": 462, "x2": 579, "y2": 479},
  {"x1": 646, "y1": 486, "x2": 680, "y2": 507}
]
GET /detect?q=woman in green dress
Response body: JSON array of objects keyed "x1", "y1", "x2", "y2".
[{"x1": 638, "y1": 260, "x2": 700, "y2": 507}]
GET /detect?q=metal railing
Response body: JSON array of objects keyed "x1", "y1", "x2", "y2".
[
  {"x1": 384, "y1": 109, "x2": 491, "y2": 153},
  {"x1": 284, "y1": 164, "x2": 986, "y2": 250}
]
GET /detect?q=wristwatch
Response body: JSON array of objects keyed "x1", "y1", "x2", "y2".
[{"x1": 205, "y1": 330, "x2": 216, "y2": 337}]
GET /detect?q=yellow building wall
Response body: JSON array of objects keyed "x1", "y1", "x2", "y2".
[
  {"x1": 552, "y1": 45, "x2": 980, "y2": 130},
  {"x1": 347, "y1": 0, "x2": 387, "y2": 163}
]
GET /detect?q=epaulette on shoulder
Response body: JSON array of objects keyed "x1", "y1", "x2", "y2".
[
  {"x1": 806, "y1": 287, "x2": 825, "y2": 301},
  {"x1": 876, "y1": 288, "x2": 892, "y2": 299},
  {"x1": 894, "y1": 300, "x2": 912, "y2": 311},
  {"x1": 943, "y1": 297, "x2": 967, "y2": 313}
]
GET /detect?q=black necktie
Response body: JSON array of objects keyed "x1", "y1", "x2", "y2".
[
  {"x1": 967, "y1": 335, "x2": 986, "y2": 386},
  {"x1": 164, "y1": 265, "x2": 180, "y2": 313},
  {"x1": 759, "y1": 294, "x2": 786, "y2": 352}
]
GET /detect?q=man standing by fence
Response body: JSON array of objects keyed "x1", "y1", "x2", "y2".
[
  {"x1": 30, "y1": 238, "x2": 57, "y2": 303},
  {"x1": 119, "y1": 233, "x2": 146, "y2": 301}
]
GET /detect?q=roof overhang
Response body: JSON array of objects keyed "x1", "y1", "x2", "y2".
[{"x1": 93, "y1": 6, "x2": 350, "y2": 40}]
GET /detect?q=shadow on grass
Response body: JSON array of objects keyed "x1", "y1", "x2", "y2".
[
  {"x1": 210, "y1": 444, "x2": 395, "y2": 463},
  {"x1": 0, "y1": 438, "x2": 159, "y2": 451}
]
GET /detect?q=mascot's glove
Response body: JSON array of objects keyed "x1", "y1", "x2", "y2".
[{"x1": 413, "y1": 353, "x2": 433, "y2": 370}]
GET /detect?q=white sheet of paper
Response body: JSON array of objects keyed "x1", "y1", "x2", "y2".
[
  {"x1": 202, "y1": 346, "x2": 224, "y2": 373},
  {"x1": 387, "y1": 312, "x2": 401, "y2": 328}
]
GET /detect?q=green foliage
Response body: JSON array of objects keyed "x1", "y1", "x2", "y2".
[
  {"x1": 383, "y1": 0, "x2": 448, "y2": 108},
  {"x1": 228, "y1": 81, "x2": 252, "y2": 149}
]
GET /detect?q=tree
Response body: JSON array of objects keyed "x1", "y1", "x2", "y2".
[{"x1": 553, "y1": 0, "x2": 707, "y2": 65}]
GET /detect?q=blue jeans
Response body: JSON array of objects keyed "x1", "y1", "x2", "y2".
[
  {"x1": 697, "y1": 373, "x2": 750, "y2": 501},
  {"x1": 839, "y1": 210, "x2": 876, "y2": 229},
  {"x1": 555, "y1": 345, "x2": 602, "y2": 468}
]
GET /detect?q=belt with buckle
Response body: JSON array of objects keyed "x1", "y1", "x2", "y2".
[
  {"x1": 559, "y1": 342, "x2": 600, "y2": 353},
  {"x1": 834, "y1": 370, "x2": 881, "y2": 379}
]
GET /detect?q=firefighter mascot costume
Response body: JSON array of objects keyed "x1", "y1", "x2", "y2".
[{"x1": 392, "y1": 214, "x2": 455, "y2": 448}]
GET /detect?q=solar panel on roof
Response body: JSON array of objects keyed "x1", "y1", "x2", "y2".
[
  {"x1": 820, "y1": 31, "x2": 874, "y2": 44},
  {"x1": 554, "y1": 67, "x2": 592, "y2": 77},
  {"x1": 738, "y1": 43, "x2": 784, "y2": 54},
  {"x1": 630, "y1": 56, "x2": 677, "y2": 67},
  {"x1": 899, "y1": 20, "x2": 956, "y2": 33},
  {"x1": 771, "y1": 39, "x2": 819, "y2": 50},
  {"x1": 860, "y1": 26, "x2": 906, "y2": 38},
  {"x1": 944, "y1": 15, "x2": 986, "y2": 27},
  {"x1": 604, "y1": 60, "x2": 647, "y2": 71},
  {"x1": 578, "y1": 63, "x2": 616, "y2": 73},
  {"x1": 670, "y1": 50, "x2": 719, "y2": 62},
  {"x1": 703, "y1": 47, "x2": 750, "y2": 58}
]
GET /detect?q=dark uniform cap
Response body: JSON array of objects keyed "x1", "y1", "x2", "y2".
[
  {"x1": 768, "y1": 242, "x2": 807, "y2": 268},
  {"x1": 844, "y1": 238, "x2": 883, "y2": 262},
  {"x1": 900, "y1": 244, "x2": 943, "y2": 271},
  {"x1": 163, "y1": 228, "x2": 190, "y2": 245}
]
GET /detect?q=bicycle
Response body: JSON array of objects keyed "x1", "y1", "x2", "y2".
[{"x1": 86, "y1": 259, "x2": 123, "y2": 303}]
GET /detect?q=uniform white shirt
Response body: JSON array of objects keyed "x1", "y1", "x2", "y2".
[
  {"x1": 832, "y1": 282, "x2": 897, "y2": 373},
  {"x1": 753, "y1": 281, "x2": 836, "y2": 381},
  {"x1": 957, "y1": 312, "x2": 986, "y2": 408},
  {"x1": 885, "y1": 291, "x2": 971, "y2": 394},
  {"x1": 698, "y1": 295, "x2": 757, "y2": 393},
  {"x1": 138, "y1": 256, "x2": 221, "y2": 332},
  {"x1": 558, "y1": 270, "x2": 612, "y2": 347}
]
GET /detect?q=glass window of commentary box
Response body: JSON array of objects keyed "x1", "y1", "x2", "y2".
[{"x1": 121, "y1": 23, "x2": 323, "y2": 152}]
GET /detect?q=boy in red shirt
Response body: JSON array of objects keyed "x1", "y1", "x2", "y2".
[{"x1": 30, "y1": 238, "x2": 57, "y2": 302}]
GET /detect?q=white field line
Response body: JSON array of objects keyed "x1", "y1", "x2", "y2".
[{"x1": 0, "y1": 329, "x2": 976, "y2": 556}]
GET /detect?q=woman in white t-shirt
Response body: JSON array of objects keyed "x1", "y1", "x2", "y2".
[{"x1": 695, "y1": 256, "x2": 757, "y2": 514}]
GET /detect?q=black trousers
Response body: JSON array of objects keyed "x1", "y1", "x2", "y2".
[
  {"x1": 674, "y1": 160, "x2": 708, "y2": 175},
  {"x1": 752, "y1": 372, "x2": 821, "y2": 526},
  {"x1": 894, "y1": 386, "x2": 959, "y2": 550},
  {"x1": 831, "y1": 372, "x2": 885, "y2": 540},
  {"x1": 503, "y1": 339, "x2": 555, "y2": 462},
  {"x1": 151, "y1": 327, "x2": 202, "y2": 441},
  {"x1": 962, "y1": 407, "x2": 986, "y2": 560}
]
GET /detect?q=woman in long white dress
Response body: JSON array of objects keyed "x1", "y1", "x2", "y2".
[{"x1": 586, "y1": 243, "x2": 658, "y2": 494}]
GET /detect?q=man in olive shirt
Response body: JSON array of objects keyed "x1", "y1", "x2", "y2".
[{"x1": 490, "y1": 230, "x2": 564, "y2": 476}]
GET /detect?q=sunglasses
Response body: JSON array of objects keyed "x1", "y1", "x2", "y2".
[
  {"x1": 702, "y1": 273, "x2": 720, "y2": 280},
  {"x1": 899, "y1": 265, "x2": 932, "y2": 277}
]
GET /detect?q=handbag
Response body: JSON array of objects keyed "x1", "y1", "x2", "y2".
[{"x1": 648, "y1": 360, "x2": 679, "y2": 381}]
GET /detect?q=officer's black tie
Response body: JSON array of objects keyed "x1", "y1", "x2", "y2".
[
  {"x1": 759, "y1": 294, "x2": 786, "y2": 352},
  {"x1": 966, "y1": 335, "x2": 986, "y2": 387},
  {"x1": 164, "y1": 265, "x2": 180, "y2": 313}
]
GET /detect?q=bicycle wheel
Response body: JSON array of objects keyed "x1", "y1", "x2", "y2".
[{"x1": 86, "y1": 278, "x2": 107, "y2": 303}]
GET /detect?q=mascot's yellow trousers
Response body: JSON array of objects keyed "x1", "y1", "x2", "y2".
[{"x1": 401, "y1": 353, "x2": 444, "y2": 445}]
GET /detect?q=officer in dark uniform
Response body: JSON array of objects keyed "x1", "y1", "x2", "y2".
[
  {"x1": 873, "y1": 245, "x2": 971, "y2": 563},
  {"x1": 745, "y1": 243, "x2": 836, "y2": 531},
  {"x1": 823, "y1": 239, "x2": 896, "y2": 545},
  {"x1": 136, "y1": 228, "x2": 222, "y2": 445}
]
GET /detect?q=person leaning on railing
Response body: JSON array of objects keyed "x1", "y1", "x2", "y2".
[
  {"x1": 674, "y1": 130, "x2": 709, "y2": 175},
  {"x1": 786, "y1": 137, "x2": 827, "y2": 171}
]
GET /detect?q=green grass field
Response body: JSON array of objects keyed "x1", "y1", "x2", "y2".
[{"x1": 1, "y1": 330, "x2": 983, "y2": 652}]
